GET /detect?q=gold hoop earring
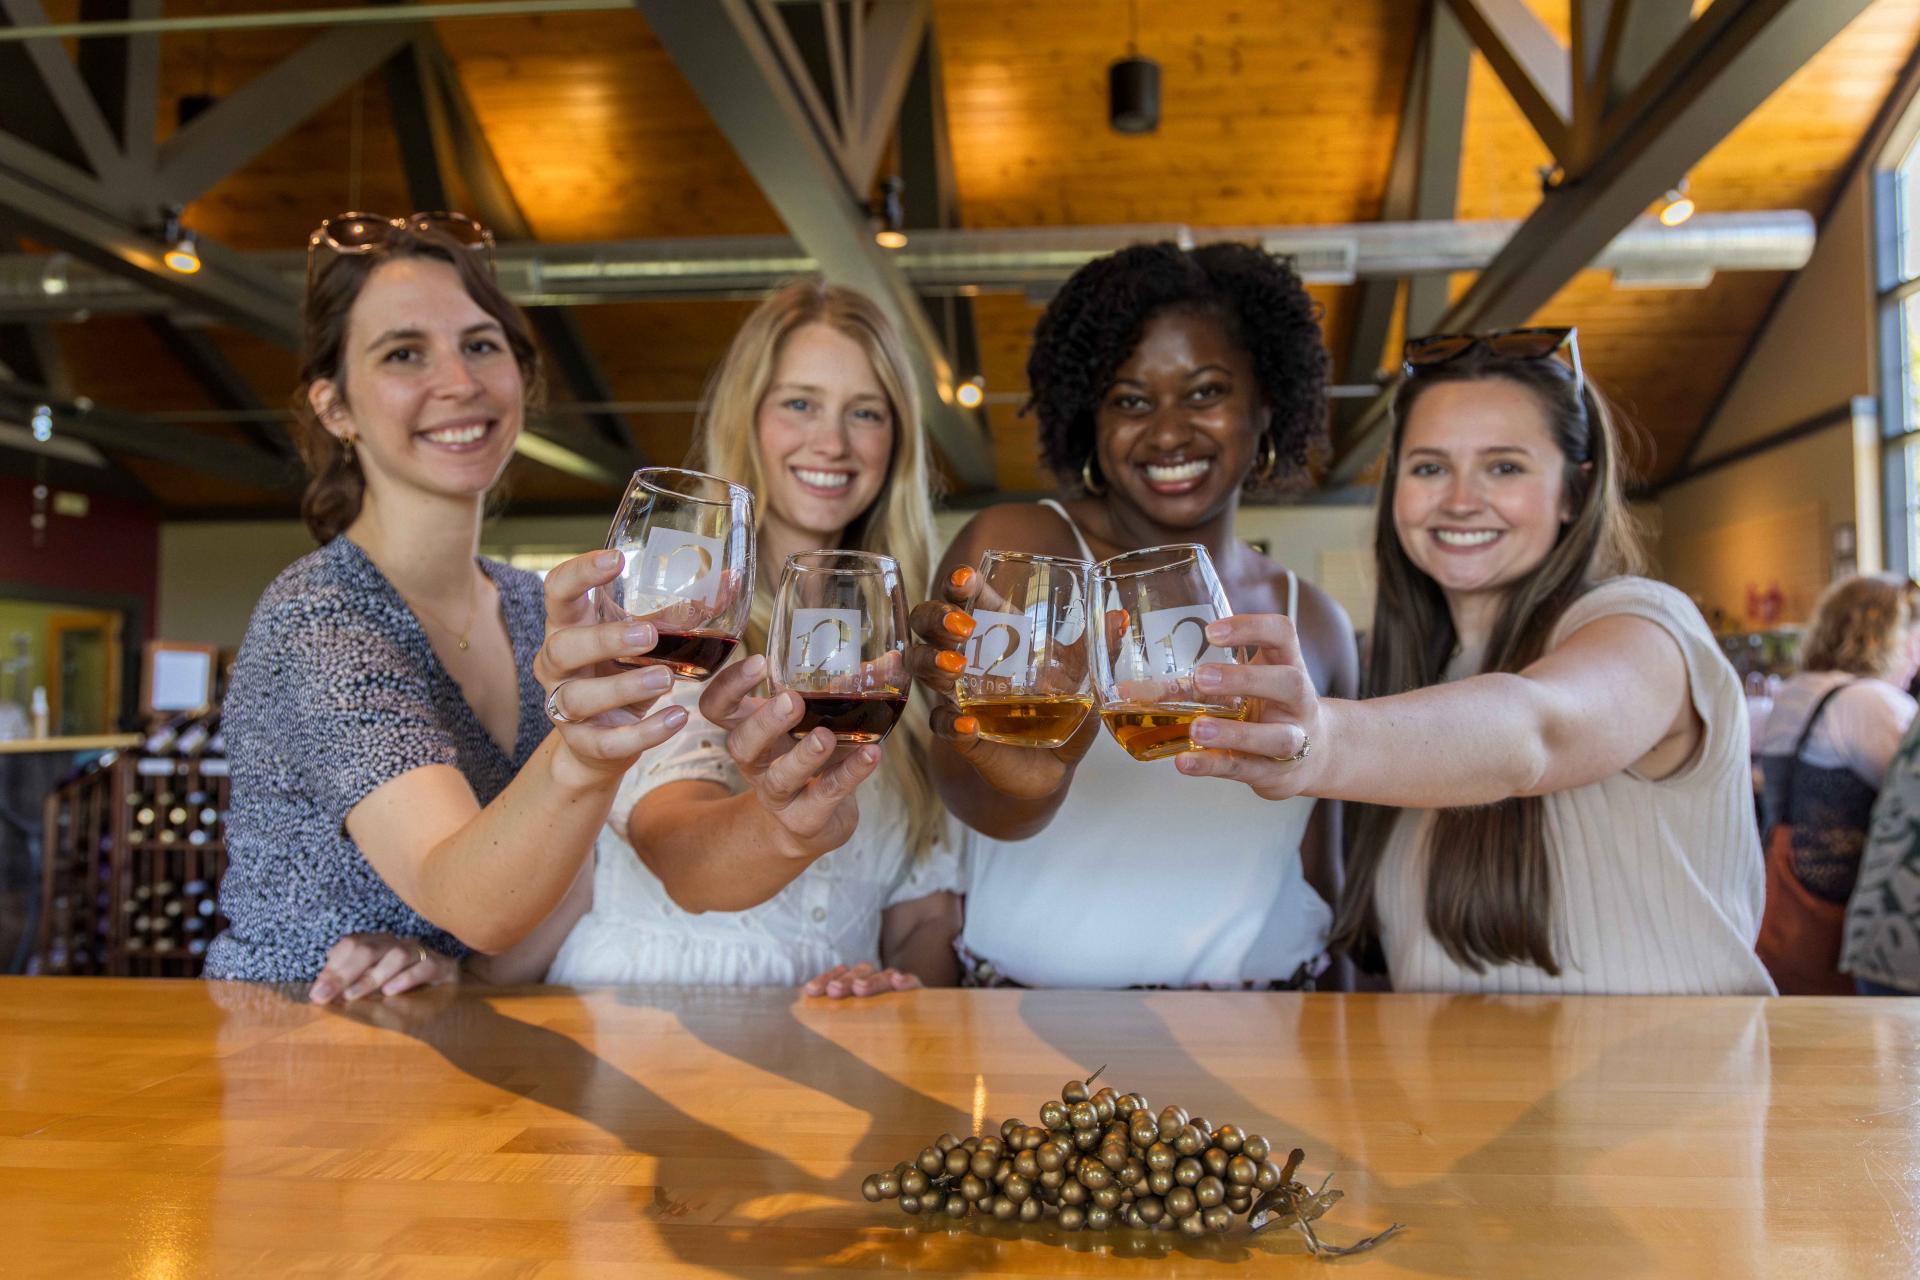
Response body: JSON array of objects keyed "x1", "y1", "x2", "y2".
[
  {"x1": 1080, "y1": 453, "x2": 1106, "y2": 496},
  {"x1": 1249, "y1": 433, "x2": 1278, "y2": 485}
]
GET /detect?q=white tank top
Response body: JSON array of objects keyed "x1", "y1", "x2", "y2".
[{"x1": 958, "y1": 500, "x2": 1330, "y2": 987}]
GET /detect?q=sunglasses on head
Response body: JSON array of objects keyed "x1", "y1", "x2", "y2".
[
  {"x1": 1402, "y1": 326, "x2": 1584, "y2": 395},
  {"x1": 305, "y1": 210, "x2": 496, "y2": 292}
]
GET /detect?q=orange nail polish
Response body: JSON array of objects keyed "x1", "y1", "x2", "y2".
[
  {"x1": 954, "y1": 715, "x2": 978, "y2": 736},
  {"x1": 949, "y1": 566, "x2": 974, "y2": 589},
  {"x1": 936, "y1": 650, "x2": 966, "y2": 674},
  {"x1": 943, "y1": 611, "x2": 976, "y2": 638}
]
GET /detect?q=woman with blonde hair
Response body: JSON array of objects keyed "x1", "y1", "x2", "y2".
[
  {"x1": 1755, "y1": 574, "x2": 1920, "y2": 993},
  {"x1": 539, "y1": 278, "x2": 965, "y2": 993}
]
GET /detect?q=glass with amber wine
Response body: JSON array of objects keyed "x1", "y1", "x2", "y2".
[
  {"x1": 1091, "y1": 543, "x2": 1251, "y2": 761},
  {"x1": 953, "y1": 550, "x2": 1095, "y2": 748}
]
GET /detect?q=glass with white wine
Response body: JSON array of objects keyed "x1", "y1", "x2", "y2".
[
  {"x1": 1091, "y1": 543, "x2": 1251, "y2": 761},
  {"x1": 953, "y1": 551, "x2": 1095, "y2": 748}
]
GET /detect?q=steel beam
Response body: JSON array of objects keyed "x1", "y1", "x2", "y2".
[
  {"x1": 1346, "y1": 0, "x2": 1470, "y2": 389},
  {"x1": 76, "y1": 0, "x2": 159, "y2": 179},
  {"x1": 845, "y1": 0, "x2": 930, "y2": 196},
  {"x1": 396, "y1": 35, "x2": 640, "y2": 464},
  {"x1": 898, "y1": 29, "x2": 981, "y2": 391},
  {"x1": 1597, "y1": 0, "x2": 1694, "y2": 116},
  {"x1": 0, "y1": 378, "x2": 299, "y2": 490},
  {"x1": 153, "y1": 22, "x2": 419, "y2": 208},
  {"x1": 1329, "y1": 0, "x2": 1869, "y2": 487},
  {"x1": 0, "y1": 1, "x2": 129, "y2": 194},
  {"x1": 637, "y1": 0, "x2": 994, "y2": 490},
  {"x1": 147, "y1": 318, "x2": 296, "y2": 459},
  {"x1": 1446, "y1": 0, "x2": 1572, "y2": 166}
]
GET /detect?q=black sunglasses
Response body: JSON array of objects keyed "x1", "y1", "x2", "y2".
[
  {"x1": 1402, "y1": 327, "x2": 1584, "y2": 396},
  {"x1": 305, "y1": 211, "x2": 496, "y2": 293}
]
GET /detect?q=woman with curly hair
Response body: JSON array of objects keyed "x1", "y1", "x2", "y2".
[
  {"x1": 1755, "y1": 574, "x2": 1920, "y2": 993},
  {"x1": 908, "y1": 241, "x2": 1358, "y2": 989}
]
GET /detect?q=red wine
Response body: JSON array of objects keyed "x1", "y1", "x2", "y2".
[
  {"x1": 790, "y1": 691, "x2": 909, "y2": 743},
  {"x1": 616, "y1": 629, "x2": 739, "y2": 681}
]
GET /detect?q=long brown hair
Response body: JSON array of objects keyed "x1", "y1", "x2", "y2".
[
  {"x1": 1330, "y1": 349, "x2": 1644, "y2": 975},
  {"x1": 1798, "y1": 575, "x2": 1920, "y2": 680},
  {"x1": 692, "y1": 278, "x2": 946, "y2": 860},
  {"x1": 292, "y1": 226, "x2": 543, "y2": 543}
]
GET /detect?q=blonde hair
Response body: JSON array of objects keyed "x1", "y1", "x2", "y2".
[
  {"x1": 693, "y1": 278, "x2": 945, "y2": 860},
  {"x1": 1799, "y1": 574, "x2": 1920, "y2": 680}
]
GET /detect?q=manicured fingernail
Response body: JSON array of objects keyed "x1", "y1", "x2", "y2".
[
  {"x1": 1194, "y1": 666, "x2": 1221, "y2": 689},
  {"x1": 860, "y1": 746, "x2": 880, "y2": 764},
  {"x1": 784, "y1": 692, "x2": 804, "y2": 714},
  {"x1": 949, "y1": 566, "x2": 975, "y2": 589},
  {"x1": 597, "y1": 549, "x2": 621, "y2": 569},
  {"x1": 624, "y1": 622, "x2": 656, "y2": 650},
  {"x1": 943, "y1": 611, "x2": 975, "y2": 638},
  {"x1": 954, "y1": 715, "x2": 978, "y2": 736},
  {"x1": 638, "y1": 664, "x2": 672, "y2": 690},
  {"x1": 936, "y1": 650, "x2": 966, "y2": 674},
  {"x1": 309, "y1": 982, "x2": 334, "y2": 1003},
  {"x1": 1191, "y1": 717, "x2": 1219, "y2": 742},
  {"x1": 1206, "y1": 620, "x2": 1231, "y2": 643},
  {"x1": 343, "y1": 983, "x2": 370, "y2": 1001},
  {"x1": 810, "y1": 734, "x2": 829, "y2": 754},
  {"x1": 663, "y1": 706, "x2": 689, "y2": 728}
]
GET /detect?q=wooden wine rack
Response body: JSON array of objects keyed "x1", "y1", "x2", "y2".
[{"x1": 36, "y1": 750, "x2": 228, "y2": 977}]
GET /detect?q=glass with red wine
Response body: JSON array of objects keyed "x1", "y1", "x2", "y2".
[
  {"x1": 597, "y1": 467, "x2": 756, "y2": 681},
  {"x1": 766, "y1": 550, "x2": 912, "y2": 744}
]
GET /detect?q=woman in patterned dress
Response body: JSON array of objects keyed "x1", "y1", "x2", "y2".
[{"x1": 205, "y1": 217, "x2": 688, "y2": 997}]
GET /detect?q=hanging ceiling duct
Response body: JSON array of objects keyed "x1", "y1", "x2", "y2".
[{"x1": 0, "y1": 211, "x2": 1815, "y2": 319}]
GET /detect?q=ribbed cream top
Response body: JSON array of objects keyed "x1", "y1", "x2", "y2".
[{"x1": 1373, "y1": 576, "x2": 1775, "y2": 995}]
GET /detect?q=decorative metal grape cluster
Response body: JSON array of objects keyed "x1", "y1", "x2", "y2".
[{"x1": 860, "y1": 1067, "x2": 1403, "y2": 1256}]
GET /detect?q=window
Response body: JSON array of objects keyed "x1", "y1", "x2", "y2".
[{"x1": 1877, "y1": 132, "x2": 1920, "y2": 575}]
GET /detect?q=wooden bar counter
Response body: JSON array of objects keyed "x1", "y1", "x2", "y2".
[{"x1": 2, "y1": 979, "x2": 1915, "y2": 1277}]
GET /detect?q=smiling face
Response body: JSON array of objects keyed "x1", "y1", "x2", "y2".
[
  {"x1": 309, "y1": 255, "x2": 524, "y2": 504},
  {"x1": 1392, "y1": 377, "x2": 1574, "y2": 605},
  {"x1": 753, "y1": 321, "x2": 896, "y2": 546},
  {"x1": 1091, "y1": 307, "x2": 1268, "y2": 529}
]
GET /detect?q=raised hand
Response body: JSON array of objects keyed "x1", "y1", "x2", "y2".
[{"x1": 1173, "y1": 612, "x2": 1326, "y2": 802}]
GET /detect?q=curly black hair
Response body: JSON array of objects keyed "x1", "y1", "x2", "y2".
[{"x1": 1025, "y1": 241, "x2": 1329, "y2": 492}]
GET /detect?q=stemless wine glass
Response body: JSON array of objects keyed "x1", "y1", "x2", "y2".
[
  {"x1": 1091, "y1": 543, "x2": 1251, "y2": 762},
  {"x1": 596, "y1": 466, "x2": 755, "y2": 681},
  {"x1": 954, "y1": 550, "x2": 1095, "y2": 748},
  {"x1": 767, "y1": 551, "x2": 912, "y2": 744}
]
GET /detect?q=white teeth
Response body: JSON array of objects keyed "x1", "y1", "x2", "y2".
[
  {"x1": 795, "y1": 468, "x2": 852, "y2": 490},
  {"x1": 1435, "y1": 530, "x2": 1500, "y2": 547},
  {"x1": 1143, "y1": 459, "x2": 1211, "y2": 484},
  {"x1": 424, "y1": 423, "x2": 487, "y2": 445}
]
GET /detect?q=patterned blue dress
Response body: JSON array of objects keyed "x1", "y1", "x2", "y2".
[{"x1": 204, "y1": 536, "x2": 548, "y2": 982}]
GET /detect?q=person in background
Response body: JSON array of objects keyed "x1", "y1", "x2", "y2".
[
  {"x1": 1754, "y1": 575, "x2": 1920, "y2": 993},
  {"x1": 1177, "y1": 329, "x2": 1775, "y2": 996},
  {"x1": 535, "y1": 279, "x2": 966, "y2": 994},
  {"x1": 908, "y1": 242, "x2": 1358, "y2": 990},
  {"x1": 206, "y1": 214, "x2": 688, "y2": 999}
]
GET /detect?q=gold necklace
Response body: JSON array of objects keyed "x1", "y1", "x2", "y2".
[{"x1": 414, "y1": 571, "x2": 483, "y2": 651}]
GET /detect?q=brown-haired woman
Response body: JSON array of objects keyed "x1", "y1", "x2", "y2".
[
  {"x1": 1179, "y1": 329, "x2": 1775, "y2": 994},
  {"x1": 203, "y1": 215, "x2": 688, "y2": 999},
  {"x1": 1754, "y1": 574, "x2": 1920, "y2": 993}
]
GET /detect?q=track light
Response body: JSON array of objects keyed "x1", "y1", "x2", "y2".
[
  {"x1": 30, "y1": 404, "x2": 52, "y2": 443},
  {"x1": 1109, "y1": 56, "x2": 1160, "y2": 133},
  {"x1": 1658, "y1": 178, "x2": 1695, "y2": 228},
  {"x1": 871, "y1": 176, "x2": 908, "y2": 250},
  {"x1": 956, "y1": 375, "x2": 985, "y2": 409},
  {"x1": 161, "y1": 207, "x2": 201, "y2": 273}
]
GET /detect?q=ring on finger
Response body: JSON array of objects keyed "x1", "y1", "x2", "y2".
[
  {"x1": 545, "y1": 678, "x2": 581, "y2": 725},
  {"x1": 412, "y1": 941, "x2": 428, "y2": 968},
  {"x1": 1270, "y1": 732, "x2": 1311, "y2": 765}
]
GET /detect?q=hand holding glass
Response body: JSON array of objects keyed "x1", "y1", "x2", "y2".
[
  {"x1": 596, "y1": 467, "x2": 755, "y2": 682},
  {"x1": 767, "y1": 551, "x2": 912, "y2": 744},
  {"x1": 953, "y1": 551, "x2": 1095, "y2": 748},
  {"x1": 1091, "y1": 543, "x2": 1251, "y2": 761}
]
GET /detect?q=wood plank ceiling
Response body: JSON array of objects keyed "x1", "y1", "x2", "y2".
[{"x1": 22, "y1": 0, "x2": 1920, "y2": 514}]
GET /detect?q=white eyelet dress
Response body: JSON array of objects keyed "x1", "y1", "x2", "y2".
[{"x1": 547, "y1": 670, "x2": 968, "y2": 986}]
